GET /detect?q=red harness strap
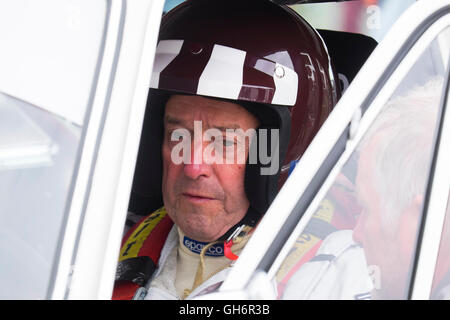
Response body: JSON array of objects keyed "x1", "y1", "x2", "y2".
[{"x1": 112, "y1": 208, "x2": 173, "y2": 300}]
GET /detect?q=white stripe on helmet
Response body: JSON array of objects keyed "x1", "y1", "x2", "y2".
[
  {"x1": 197, "y1": 44, "x2": 246, "y2": 100},
  {"x1": 151, "y1": 40, "x2": 298, "y2": 106},
  {"x1": 150, "y1": 40, "x2": 184, "y2": 88},
  {"x1": 272, "y1": 62, "x2": 298, "y2": 106}
]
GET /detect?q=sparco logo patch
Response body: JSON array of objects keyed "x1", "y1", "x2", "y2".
[{"x1": 183, "y1": 236, "x2": 224, "y2": 257}]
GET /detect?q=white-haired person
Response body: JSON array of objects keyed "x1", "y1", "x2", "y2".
[{"x1": 282, "y1": 77, "x2": 444, "y2": 300}]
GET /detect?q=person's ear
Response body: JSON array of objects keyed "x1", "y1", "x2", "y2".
[
  {"x1": 413, "y1": 194, "x2": 424, "y2": 206},
  {"x1": 411, "y1": 194, "x2": 424, "y2": 217}
]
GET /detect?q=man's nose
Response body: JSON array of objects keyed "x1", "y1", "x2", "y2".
[
  {"x1": 183, "y1": 162, "x2": 212, "y2": 179},
  {"x1": 183, "y1": 140, "x2": 212, "y2": 180}
]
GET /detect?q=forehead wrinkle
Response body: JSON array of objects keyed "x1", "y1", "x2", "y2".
[
  {"x1": 212, "y1": 124, "x2": 242, "y2": 131},
  {"x1": 165, "y1": 95, "x2": 258, "y2": 132},
  {"x1": 165, "y1": 112, "x2": 244, "y2": 132}
]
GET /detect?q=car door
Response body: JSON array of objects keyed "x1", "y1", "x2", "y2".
[
  {"x1": 206, "y1": 0, "x2": 450, "y2": 300},
  {"x1": 0, "y1": 0, "x2": 164, "y2": 299}
]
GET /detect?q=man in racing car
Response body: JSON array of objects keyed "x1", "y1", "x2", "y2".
[{"x1": 113, "y1": 0, "x2": 339, "y2": 300}]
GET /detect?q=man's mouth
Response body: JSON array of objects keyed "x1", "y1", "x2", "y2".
[{"x1": 182, "y1": 192, "x2": 216, "y2": 203}]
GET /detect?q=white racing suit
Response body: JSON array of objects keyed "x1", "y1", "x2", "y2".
[
  {"x1": 146, "y1": 228, "x2": 373, "y2": 300},
  {"x1": 281, "y1": 230, "x2": 374, "y2": 300},
  {"x1": 116, "y1": 207, "x2": 254, "y2": 300},
  {"x1": 144, "y1": 225, "x2": 247, "y2": 300}
]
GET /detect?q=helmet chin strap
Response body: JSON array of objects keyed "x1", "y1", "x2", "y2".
[
  {"x1": 216, "y1": 206, "x2": 260, "y2": 242},
  {"x1": 182, "y1": 208, "x2": 258, "y2": 298}
]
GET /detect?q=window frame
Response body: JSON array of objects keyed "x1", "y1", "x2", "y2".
[
  {"x1": 410, "y1": 53, "x2": 450, "y2": 300},
  {"x1": 55, "y1": 0, "x2": 167, "y2": 299},
  {"x1": 48, "y1": 0, "x2": 125, "y2": 299}
]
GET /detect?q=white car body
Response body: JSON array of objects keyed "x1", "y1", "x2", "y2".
[{"x1": 0, "y1": 0, "x2": 448, "y2": 300}]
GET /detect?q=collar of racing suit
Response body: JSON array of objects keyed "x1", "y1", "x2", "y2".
[{"x1": 176, "y1": 226, "x2": 253, "y2": 299}]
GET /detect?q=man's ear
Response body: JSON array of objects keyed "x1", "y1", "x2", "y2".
[
  {"x1": 413, "y1": 194, "x2": 424, "y2": 208},
  {"x1": 399, "y1": 194, "x2": 424, "y2": 226},
  {"x1": 410, "y1": 194, "x2": 425, "y2": 218}
]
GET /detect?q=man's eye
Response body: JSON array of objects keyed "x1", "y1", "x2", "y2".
[
  {"x1": 171, "y1": 132, "x2": 183, "y2": 140},
  {"x1": 214, "y1": 138, "x2": 235, "y2": 148},
  {"x1": 170, "y1": 129, "x2": 188, "y2": 140},
  {"x1": 222, "y1": 139, "x2": 235, "y2": 147}
]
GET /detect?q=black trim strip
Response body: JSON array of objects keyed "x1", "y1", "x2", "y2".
[
  {"x1": 408, "y1": 54, "x2": 450, "y2": 300},
  {"x1": 304, "y1": 217, "x2": 338, "y2": 240}
]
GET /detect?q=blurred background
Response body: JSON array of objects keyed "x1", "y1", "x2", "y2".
[{"x1": 163, "y1": 0, "x2": 417, "y2": 43}]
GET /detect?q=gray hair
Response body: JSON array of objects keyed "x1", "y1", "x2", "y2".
[{"x1": 358, "y1": 77, "x2": 444, "y2": 228}]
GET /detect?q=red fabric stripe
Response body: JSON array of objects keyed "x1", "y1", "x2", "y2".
[
  {"x1": 112, "y1": 281, "x2": 140, "y2": 300},
  {"x1": 112, "y1": 214, "x2": 174, "y2": 300},
  {"x1": 121, "y1": 215, "x2": 150, "y2": 247},
  {"x1": 138, "y1": 215, "x2": 173, "y2": 262}
]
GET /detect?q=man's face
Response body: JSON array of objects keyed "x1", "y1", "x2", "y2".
[
  {"x1": 161, "y1": 95, "x2": 260, "y2": 242},
  {"x1": 353, "y1": 137, "x2": 421, "y2": 299}
]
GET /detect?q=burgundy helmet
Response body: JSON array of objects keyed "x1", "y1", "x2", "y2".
[{"x1": 131, "y1": 0, "x2": 340, "y2": 231}]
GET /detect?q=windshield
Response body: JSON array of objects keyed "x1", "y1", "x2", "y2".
[
  {"x1": 0, "y1": 0, "x2": 107, "y2": 298},
  {"x1": 0, "y1": 94, "x2": 81, "y2": 299}
]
